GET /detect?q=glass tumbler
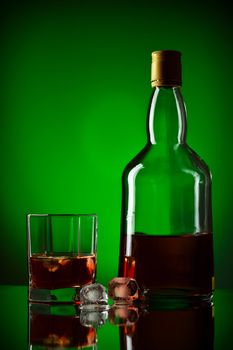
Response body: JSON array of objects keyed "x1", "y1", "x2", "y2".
[{"x1": 27, "y1": 214, "x2": 97, "y2": 303}]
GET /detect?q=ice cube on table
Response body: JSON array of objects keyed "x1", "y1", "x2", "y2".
[
  {"x1": 80, "y1": 283, "x2": 109, "y2": 309},
  {"x1": 108, "y1": 277, "x2": 139, "y2": 302},
  {"x1": 80, "y1": 309, "x2": 108, "y2": 328}
]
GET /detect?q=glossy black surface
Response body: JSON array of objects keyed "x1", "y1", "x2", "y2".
[{"x1": 0, "y1": 286, "x2": 232, "y2": 349}]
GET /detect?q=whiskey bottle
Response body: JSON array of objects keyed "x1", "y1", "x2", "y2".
[{"x1": 118, "y1": 50, "x2": 214, "y2": 300}]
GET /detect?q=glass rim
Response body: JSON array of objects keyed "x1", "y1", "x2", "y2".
[{"x1": 27, "y1": 213, "x2": 97, "y2": 218}]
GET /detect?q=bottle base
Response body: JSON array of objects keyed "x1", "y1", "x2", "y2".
[{"x1": 142, "y1": 288, "x2": 213, "y2": 306}]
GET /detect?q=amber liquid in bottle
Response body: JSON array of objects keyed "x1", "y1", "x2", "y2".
[{"x1": 122, "y1": 233, "x2": 213, "y2": 296}]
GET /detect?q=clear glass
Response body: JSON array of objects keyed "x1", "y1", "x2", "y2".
[
  {"x1": 119, "y1": 87, "x2": 214, "y2": 300},
  {"x1": 27, "y1": 214, "x2": 97, "y2": 303}
]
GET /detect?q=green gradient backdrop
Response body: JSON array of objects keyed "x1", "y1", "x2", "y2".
[{"x1": 0, "y1": 1, "x2": 232, "y2": 288}]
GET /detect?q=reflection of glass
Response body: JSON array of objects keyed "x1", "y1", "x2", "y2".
[
  {"x1": 119, "y1": 300, "x2": 214, "y2": 350},
  {"x1": 29, "y1": 303, "x2": 97, "y2": 349},
  {"x1": 27, "y1": 214, "x2": 97, "y2": 303}
]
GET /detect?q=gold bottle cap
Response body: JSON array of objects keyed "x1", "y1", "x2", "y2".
[{"x1": 151, "y1": 50, "x2": 182, "y2": 87}]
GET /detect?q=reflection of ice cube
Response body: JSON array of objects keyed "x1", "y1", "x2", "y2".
[
  {"x1": 80, "y1": 283, "x2": 109, "y2": 309},
  {"x1": 109, "y1": 305, "x2": 139, "y2": 326},
  {"x1": 108, "y1": 277, "x2": 139, "y2": 302},
  {"x1": 80, "y1": 309, "x2": 108, "y2": 328}
]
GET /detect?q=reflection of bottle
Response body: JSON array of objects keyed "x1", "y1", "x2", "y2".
[
  {"x1": 119, "y1": 301, "x2": 214, "y2": 350},
  {"x1": 29, "y1": 303, "x2": 97, "y2": 349},
  {"x1": 119, "y1": 50, "x2": 214, "y2": 299}
]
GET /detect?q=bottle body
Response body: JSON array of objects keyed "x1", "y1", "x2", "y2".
[{"x1": 119, "y1": 86, "x2": 214, "y2": 299}]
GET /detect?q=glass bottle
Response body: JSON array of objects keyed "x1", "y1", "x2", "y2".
[{"x1": 118, "y1": 50, "x2": 214, "y2": 300}]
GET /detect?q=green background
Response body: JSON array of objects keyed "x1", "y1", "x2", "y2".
[{"x1": 0, "y1": 1, "x2": 232, "y2": 288}]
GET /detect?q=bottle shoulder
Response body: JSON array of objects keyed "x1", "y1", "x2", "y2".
[
  {"x1": 185, "y1": 145, "x2": 211, "y2": 178},
  {"x1": 123, "y1": 144, "x2": 211, "y2": 181}
]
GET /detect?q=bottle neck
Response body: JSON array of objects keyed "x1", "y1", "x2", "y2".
[{"x1": 148, "y1": 86, "x2": 187, "y2": 146}]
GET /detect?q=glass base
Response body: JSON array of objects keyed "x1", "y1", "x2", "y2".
[{"x1": 29, "y1": 287, "x2": 80, "y2": 304}]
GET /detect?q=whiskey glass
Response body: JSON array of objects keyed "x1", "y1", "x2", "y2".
[{"x1": 27, "y1": 214, "x2": 97, "y2": 303}]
